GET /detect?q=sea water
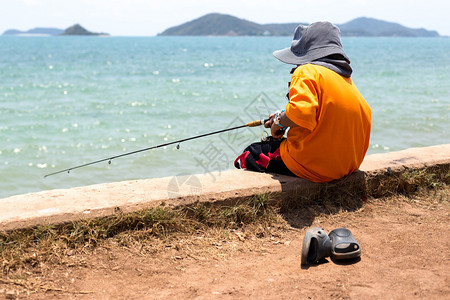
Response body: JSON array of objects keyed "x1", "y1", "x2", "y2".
[{"x1": 0, "y1": 36, "x2": 449, "y2": 199}]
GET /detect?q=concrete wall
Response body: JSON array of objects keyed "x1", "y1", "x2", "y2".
[{"x1": 1, "y1": 144, "x2": 448, "y2": 231}]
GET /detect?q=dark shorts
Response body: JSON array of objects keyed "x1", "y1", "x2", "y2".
[{"x1": 234, "y1": 139, "x2": 295, "y2": 176}]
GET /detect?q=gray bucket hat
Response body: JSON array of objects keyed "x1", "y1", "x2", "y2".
[{"x1": 273, "y1": 22, "x2": 350, "y2": 65}]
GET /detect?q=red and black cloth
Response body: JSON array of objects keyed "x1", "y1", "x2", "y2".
[{"x1": 234, "y1": 139, "x2": 294, "y2": 176}]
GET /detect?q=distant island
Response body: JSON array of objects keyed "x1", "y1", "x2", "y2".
[
  {"x1": 159, "y1": 13, "x2": 440, "y2": 37},
  {"x1": 2, "y1": 15, "x2": 440, "y2": 37},
  {"x1": 3, "y1": 27, "x2": 64, "y2": 36},
  {"x1": 61, "y1": 24, "x2": 109, "y2": 36},
  {"x1": 2, "y1": 24, "x2": 109, "y2": 36}
]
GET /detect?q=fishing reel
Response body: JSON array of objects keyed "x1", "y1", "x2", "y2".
[{"x1": 261, "y1": 132, "x2": 285, "y2": 143}]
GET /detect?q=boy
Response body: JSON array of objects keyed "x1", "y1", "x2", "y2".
[{"x1": 235, "y1": 22, "x2": 371, "y2": 182}]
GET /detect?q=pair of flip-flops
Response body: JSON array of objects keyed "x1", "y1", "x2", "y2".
[{"x1": 301, "y1": 227, "x2": 361, "y2": 266}]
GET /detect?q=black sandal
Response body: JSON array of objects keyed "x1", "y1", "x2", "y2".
[
  {"x1": 301, "y1": 227, "x2": 332, "y2": 266},
  {"x1": 328, "y1": 228, "x2": 361, "y2": 260}
]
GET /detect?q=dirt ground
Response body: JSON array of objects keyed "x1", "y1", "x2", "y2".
[{"x1": 1, "y1": 189, "x2": 449, "y2": 299}]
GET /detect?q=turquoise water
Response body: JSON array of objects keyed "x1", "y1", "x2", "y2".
[{"x1": 1, "y1": 36, "x2": 449, "y2": 199}]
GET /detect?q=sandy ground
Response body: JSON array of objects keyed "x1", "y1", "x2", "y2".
[{"x1": 1, "y1": 189, "x2": 449, "y2": 299}]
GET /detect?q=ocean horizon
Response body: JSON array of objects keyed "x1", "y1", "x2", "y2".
[{"x1": 0, "y1": 36, "x2": 449, "y2": 199}]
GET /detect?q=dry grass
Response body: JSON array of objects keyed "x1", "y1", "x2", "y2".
[{"x1": 367, "y1": 165, "x2": 449, "y2": 198}]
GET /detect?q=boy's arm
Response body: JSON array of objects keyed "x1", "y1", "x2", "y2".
[{"x1": 265, "y1": 111, "x2": 308, "y2": 138}]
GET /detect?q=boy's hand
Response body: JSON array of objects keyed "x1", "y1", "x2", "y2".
[
  {"x1": 271, "y1": 122, "x2": 286, "y2": 138},
  {"x1": 265, "y1": 112, "x2": 286, "y2": 138},
  {"x1": 264, "y1": 113, "x2": 276, "y2": 128}
]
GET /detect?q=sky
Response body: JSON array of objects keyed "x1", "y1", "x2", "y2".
[{"x1": 1, "y1": 0, "x2": 449, "y2": 36}]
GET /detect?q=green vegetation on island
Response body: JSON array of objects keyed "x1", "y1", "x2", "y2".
[
  {"x1": 61, "y1": 24, "x2": 109, "y2": 36},
  {"x1": 159, "y1": 13, "x2": 440, "y2": 37},
  {"x1": 338, "y1": 17, "x2": 439, "y2": 37}
]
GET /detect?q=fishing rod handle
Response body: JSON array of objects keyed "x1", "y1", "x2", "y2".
[{"x1": 247, "y1": 118, "x2": 270, "y2": 127}]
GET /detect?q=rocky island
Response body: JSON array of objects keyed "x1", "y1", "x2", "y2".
[
  {"x1": 159, "y1": 13, "x2": 440, "y2": 37},
  {"x1": 61, "y1": 24, "x2": 109, "y2": 36}
]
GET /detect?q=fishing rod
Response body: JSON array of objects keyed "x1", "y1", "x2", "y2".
[{"x1": 44, "y1": 118, "x2": 269, "y2": 178}]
